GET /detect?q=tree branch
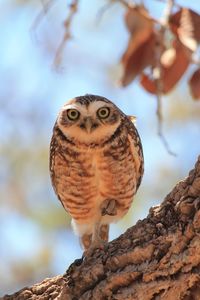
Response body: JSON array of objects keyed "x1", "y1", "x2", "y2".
[{"x1": 3, "y1": 156, "x2": 200, "y2": 300}]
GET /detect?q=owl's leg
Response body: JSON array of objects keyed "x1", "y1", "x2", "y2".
[
  {"x1": 82, "y1": 200, "x2": 114, "y2": 257},
  {"x1": 92, "y1": 221, "x2": 103, "y2": 246},
  {"x1": 83, "y1": 221, "x2": 106, "y2": 257},
  {"x1": 99, "y1": 224, "x2": 109, "y2": 243},
  {"x1": 81, "y1": 233, "x2": 92, "y2": 251}
]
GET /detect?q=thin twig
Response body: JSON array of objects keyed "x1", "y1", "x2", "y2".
[
  {"x1": 53, "y1": 0, "x2": 79, "y2": 68},
  {"x1": 96, "y1": 1, "x2": 115, "y2": 25},
  {"x1": 108, "y1": 0, "x2": 137, "y2": 9},
  {"x1": 96, "y1": 0, "x2": 159, "y2": 27},
  {"x1": 191, "y1": 55, "x2": 200, "y2": 67},
  {"x1": 154, "y1": 0, "x2": 176, "y2": 156},
  {"x1": 114, "y1": 0, "x2": 136, "y2": 9},
  {"x1": 156, "y1": 92, "x2": 176, "y2": 156},
  {"x1": 154, "y1": 0, "x2": 181, "y2": 9},
  {"x1": 96, "y1": 0, "x2": 134, "y2": 25},
  {"x1": 161, "y1": 0, "x2": 174, "y2": 26},
  {"x1": 30, "y1": 0, "x2": 57, "y2": 42},
  {"x1": 97, "y1": 1, "x2": 117, "y2": 25}
]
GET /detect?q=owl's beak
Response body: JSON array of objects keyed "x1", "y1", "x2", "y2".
[{"x1": 84, "y1": 117, "x2": 93, "y2": 133}]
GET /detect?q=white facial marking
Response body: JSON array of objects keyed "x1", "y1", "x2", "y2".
[{"x1": 58, "y1": 101, "x2": 121, "y2": 144}]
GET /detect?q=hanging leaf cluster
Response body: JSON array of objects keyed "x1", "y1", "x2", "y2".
[{"x1": 120, "y1": 4, "x2": 200, "y2": 100}]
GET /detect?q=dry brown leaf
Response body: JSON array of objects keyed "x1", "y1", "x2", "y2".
[
  {"x1": 169, "y1": 8, "x2": 200, "y2": 51},
  {"x1": 189, "y1": 68, "x2": 200, "y2": 100},
  {"x1": 121, "y1": 32, "x2": 156, "y2": 86},
  {"x1": 140, "y1": 73, "x2": 156, "y2": 94},
  {"x1": 125, "y1": 5, "x2": 153, "y2": 35},
  {"x1": 120, "y1": 6, "x2": 155, "y2": 86},
  {"x1": 140, "y1": 40, "x2": 191, "y2": 94}
]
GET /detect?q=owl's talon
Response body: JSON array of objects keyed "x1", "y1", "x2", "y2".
[
  {"x1": 83, "y1": 240, "x2": 106, "y2": 257},
  {"x1": 101, "y1": 199, "x2": 117, "y2": 216}
]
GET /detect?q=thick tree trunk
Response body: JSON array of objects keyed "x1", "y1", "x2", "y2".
[{"x1": 2, "y1": 157, "x2": 200, "y2": 300}]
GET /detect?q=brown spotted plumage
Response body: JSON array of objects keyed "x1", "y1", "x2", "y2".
[{"x1": 50, "y1": 94, "x2": 144, "y2": 253}]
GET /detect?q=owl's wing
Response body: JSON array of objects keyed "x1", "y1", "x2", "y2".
[
  {"x1": 124, "y1": 116, "x2": 144, "y2": 190},
  {"x1": 49, "y1": 133, "x2": 59, "y2": 197},
  {"x1": 49, "y1": 129, "x2": 66, "y2": 207}
]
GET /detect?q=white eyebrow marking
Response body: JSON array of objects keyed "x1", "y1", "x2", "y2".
[{"x1": 62, "y1": 101, "x2": 112, "y2": 116}]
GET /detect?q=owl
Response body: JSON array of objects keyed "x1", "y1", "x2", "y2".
[{"x1": 50, "y1": 94, "x2": 144, "y2": 253}]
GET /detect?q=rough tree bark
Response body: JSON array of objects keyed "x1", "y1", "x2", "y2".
[{"x1": 2, "y1": 156, "x2": 200, "y2": 300}]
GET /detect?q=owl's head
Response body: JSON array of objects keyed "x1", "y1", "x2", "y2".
[{"x1": 57, "y1": 94, "x2": 123, "y2": 144}]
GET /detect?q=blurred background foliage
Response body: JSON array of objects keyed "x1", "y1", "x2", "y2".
[{"x1": 0, "y1": 0, "x2": 200, "y2": 296}]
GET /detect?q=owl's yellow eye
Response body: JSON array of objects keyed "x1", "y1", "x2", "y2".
[
  {"x1": 67, "y1": 109, "x2": 80, "y2": 121},
  {"x1": 97, "y1": 107, "x2": 110, "y2": 119}
]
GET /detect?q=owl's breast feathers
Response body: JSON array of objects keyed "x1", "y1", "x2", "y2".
[{"x1": 50, "y1": 117, "x2": 143, "y2": 223}]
